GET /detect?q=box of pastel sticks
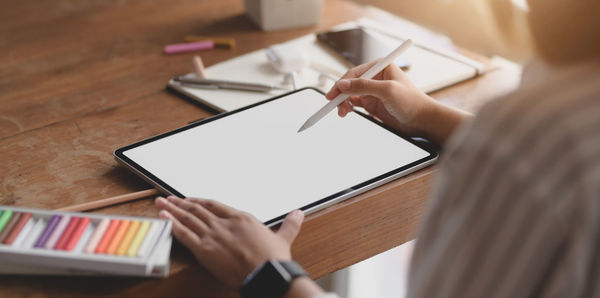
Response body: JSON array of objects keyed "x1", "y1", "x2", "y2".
[{"x1": 0, "y1": 206, "x2": 172, "y2": 277}]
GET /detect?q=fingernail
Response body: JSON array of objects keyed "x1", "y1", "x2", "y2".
[
  {"x1": 155, "y1": 196, "x2": 167, "y2": 206},
  {"x1": 339, "y1": 79, "x2": 350, "y2": 91},
  {"x1": 167, "y1": 195, "x2": 177, "y2": 202},
  {"x1": 159, "y1": 210, "x2": 171, "y2": 219}
]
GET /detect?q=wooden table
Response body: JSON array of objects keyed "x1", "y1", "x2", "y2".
[{"x1": 0, "y1": 0, "x2": 521, "y2": 296}]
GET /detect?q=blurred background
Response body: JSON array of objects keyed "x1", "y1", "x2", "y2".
[{"x1": 354, "y1": 0, "x2": 532, "y2": 62}]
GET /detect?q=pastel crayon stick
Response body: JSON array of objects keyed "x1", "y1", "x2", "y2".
[
  {"x1": 117, "y1": 221, "x2": 140, "y2": 255},
  {"x1": 44, "y1": 215, "x2": 70, "y2": 249},
  {"x1": 75, "y1": 223, "x2": 94, "y2": 253},
  {"x1": 127, "y1": 221, "x2": 150, "y2": 257},
  {"x1": 25, "y1": 218, "x2": 46, "y2": 248},
  {"x1": 184, "y1": 36, "x2": 236, "y2": 49},
  {"x1": 54, "y1": 217, "x2": 79, "y2": 250},
  {"x1": 0, "y1": 210, "x2": 14, "y2": 233},
  {"x1": 4, "y1": 212, "x2": 32, "y2": 245},
  {"x1": 106, "y1": 220, "x2": 130, "y2": 254},
  {"x1": 84, "y1": 218, "x2": 109, "y2": 253},
  {"x1": 65, "y1": 217, "x2": 90, "y2": 251},
  {"x1": 95, "y1": 219, "x2": 120, "y2": 254},
  {"x1": 137, "y1": 222, "x2": 160, "y2": 258},
  {"x1": 164, "y1": 40, "x2": 214, "y2": 54},
  {"x1": 0, "y1": 212, "x2": 21, "y2": 243},
  {"x1": 34, "y1": 215, "x2": 60, "y2": 248}
]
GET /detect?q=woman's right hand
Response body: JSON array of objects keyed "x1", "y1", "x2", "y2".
[{"x1": 326, "y1": 61, "x2": 471, "y2": 145}]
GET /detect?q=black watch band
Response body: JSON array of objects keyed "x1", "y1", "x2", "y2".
[{"x1": 240, "y1": 260, "x2": 308, "y2": 298}]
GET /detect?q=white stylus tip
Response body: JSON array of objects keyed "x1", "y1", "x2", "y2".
[{"x1": 297, "y1": 121, "x2": 311, "y2": 133}]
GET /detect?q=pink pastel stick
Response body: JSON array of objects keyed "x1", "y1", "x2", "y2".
[
  {"x1": 84, "y1": 218, "x2": 109, "y2": 254},
  {"x1": 164, "y1": 40, "x2": 214, "y2": 54}
]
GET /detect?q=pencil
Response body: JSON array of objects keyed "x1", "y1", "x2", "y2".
[
  {"x1": 192, "y1": 56, "x2": 208, "y2": 78},
  {"x1": 56, "y1": 189, "x2": 160, "y2": 212}
]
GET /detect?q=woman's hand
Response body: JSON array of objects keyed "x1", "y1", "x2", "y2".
[
  {"x1": 327, "y1": 61, "x2": 471, "y2": 145},
  {"x1": 155, "y1": 196, "x2": 304, "y2": 288}
]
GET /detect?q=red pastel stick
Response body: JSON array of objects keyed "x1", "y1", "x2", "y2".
[
  {"x1": 65, "y1": 217, "x2": 91, "y2": 251},
  {"x1": 4, "y1": 212, "x2": 32, "y2": 245},
  {"x1": 54, "y1": 217, "x2": 80, "y2": 250},
  {"x1": 95, "y1": 219, "x2": 120, "y2": 254}
]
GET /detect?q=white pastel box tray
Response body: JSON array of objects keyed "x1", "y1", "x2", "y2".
[{"x1": 0, "y1": 206, "x2": 172, "y2": 277}]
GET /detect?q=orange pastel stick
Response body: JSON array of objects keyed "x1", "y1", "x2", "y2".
[
  {"x1": 95, "y1": 219, "x2": 120, "y2": 254},
  {"x1": 65, "y1": 217, "x2": 91, "y2": 251},
  {"x1": 54, "y1": 217, "x2": 80, "y2": 250},
  {"x1": 106, "y1": 220, "x2": 130, "y2": 255}
]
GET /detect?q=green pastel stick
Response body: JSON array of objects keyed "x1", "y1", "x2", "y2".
[{"x1": 0, "y1": 210, "x2": 13, "y2": 233}]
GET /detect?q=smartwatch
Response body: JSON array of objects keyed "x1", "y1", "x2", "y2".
[{"x1": 240, "y1": 260, "x2": 308, "y2": 298}]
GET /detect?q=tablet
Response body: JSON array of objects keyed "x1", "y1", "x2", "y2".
[{"x1": 115, "y1": 88, "x2": 437, "y2": 226}]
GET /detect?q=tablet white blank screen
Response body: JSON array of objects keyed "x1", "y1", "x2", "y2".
[{"x1": 122, "y1": 89, "x2": 430, "y2": 223}]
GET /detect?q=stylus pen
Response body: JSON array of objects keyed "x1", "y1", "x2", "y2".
[
  {"x1": 174, "y1": 76, "x2": 289, "y2": 93},
  {"x1": 297, "y1": 39, "x2": 413, "y2": 133}
]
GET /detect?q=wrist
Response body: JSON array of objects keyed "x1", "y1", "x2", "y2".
[
  {"x1": 411, "y1": 95, "x2": 441, "y2": 140},
  {"x1": 418, "y1": 98, "x2": 471, "y2": 145},
  {"x1": 284, "y1": 277, "x2": 325, "y2": 298}
]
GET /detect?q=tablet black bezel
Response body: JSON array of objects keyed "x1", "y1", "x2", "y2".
[{"x1": 114, "y1": 87, "x2": 438, "y2": 225}]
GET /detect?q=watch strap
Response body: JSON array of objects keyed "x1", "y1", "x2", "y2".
[
  {"x1": 241, "y1": 260, "x2": 308, "y2": 298},
  {"x1": 279, "y1": 260, "x2": 307, "y2": 280}
]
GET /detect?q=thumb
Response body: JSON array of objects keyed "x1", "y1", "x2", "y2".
[
  {"x1": 337, "y1": 78, "x2": 391, "y2": 99},
  {"x1": 276, "y1": 210, "x2": 304, "y2": 245}
]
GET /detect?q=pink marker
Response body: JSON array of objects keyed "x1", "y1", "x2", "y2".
[{"x1": 164, "y1": 40, "x2": 214, "y2": 54}]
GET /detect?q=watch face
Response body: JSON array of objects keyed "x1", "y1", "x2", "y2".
[{"x1": 241, "y1": 261, "x2": 291, "y2": 298}]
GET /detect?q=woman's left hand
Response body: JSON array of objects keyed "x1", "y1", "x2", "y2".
[{"x1": 155, "y1": 196, "x2": 304, "y2": 288}]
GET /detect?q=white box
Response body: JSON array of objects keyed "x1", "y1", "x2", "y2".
[{"x1": 245, "y1": 0, "x2": 323, "y2": 31}]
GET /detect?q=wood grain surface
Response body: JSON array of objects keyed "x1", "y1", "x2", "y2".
[{"x1": 0, "y1": 0, "x2": 521, "y2": 296}]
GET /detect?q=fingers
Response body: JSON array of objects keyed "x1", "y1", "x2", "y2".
[
  {"x1": 186, "y1": 198, "x2": 237, "y2": 218},
  {"x1": 338, "y1": 100, "x2": 353, "y2": 117},
  {"x1": 326, "y1": 60, "x2": 379, "y2": 100},
  {"x1": 158, "y1": 209, "x2": 202, "y2": 249},
  {"x1": 337, "y1": 78, "x2": 394, "y2": 99},
  {"x1": 155, "y1": 196, "x2": 210, "y2": 235},
  {"x1": 276, "y1": 210, "x2": 304, "y2": 245}
]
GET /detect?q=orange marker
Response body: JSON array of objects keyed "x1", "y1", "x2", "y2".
[
  {"x1": 106, "y1": 220, "x2": 130, "y2": 254},
  {"x1": 95, "y1": 219, "x2": 120, "y2": 254},
  {"x1": 54, "y1": 217, "x2": 80, "y2": 250},
  {"x1": 65, "y1": 217, "x2": 90, "y2": 251}
]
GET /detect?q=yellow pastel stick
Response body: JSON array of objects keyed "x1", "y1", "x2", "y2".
[
  {"x1": 184, "y1": 35, "x2": 235, "y2": 49},
  {"x1": 117, "y1": 221, "x2": 140, "y2": 255},
  {"x1": 127, "y1": 221, "x2": 150, "y2": 257}
]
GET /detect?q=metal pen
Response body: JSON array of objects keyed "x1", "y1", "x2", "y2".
[{"x1": 173, "y1": 76, "x2": 289, "y2": 93}]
